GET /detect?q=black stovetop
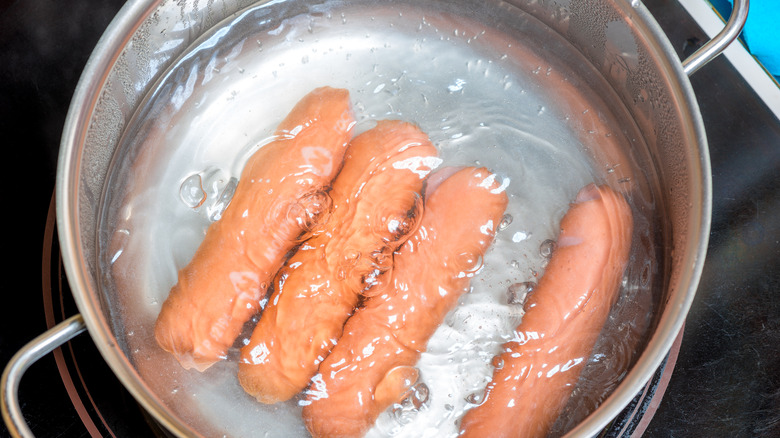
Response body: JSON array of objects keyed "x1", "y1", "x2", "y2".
[{"x1": 2, "y1": 0, "x2": 778, "y2": 436}]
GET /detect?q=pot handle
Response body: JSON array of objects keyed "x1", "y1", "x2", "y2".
[
  {"x1": 1, "y1": 314, "x2": 87, "y2": 438},
  {"x1": 682, "y1": 0, "x2": 749, "y2": 76}
]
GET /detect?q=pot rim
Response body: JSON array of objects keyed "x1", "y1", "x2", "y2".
[
  {"x1": 561, "y1": 2, "x2": 712, "y2": 436},
  {"x1": 55, "y1": 1, "x2": 712, "y2": 437},
  {"x1": 56, "y1": 1, "x2": 194, "y2": 435}
]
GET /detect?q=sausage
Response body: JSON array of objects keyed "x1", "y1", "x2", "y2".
[
  {"x1": 238, "y1": 120, "x2": 440, "y2": 403},
  {"x1": 301, "y1": 166, "x2": 509, "y2": 438},
  {"x1": 458, "y1": 183, "x2": 633, "y2": 438},
  {"x1": 154, "y1": 87, "x2": 355, "y2": 371}
]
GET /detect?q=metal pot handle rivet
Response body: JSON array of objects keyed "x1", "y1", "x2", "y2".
[
  {"x1": 1, "y1": 314, "x2": 87, "y2": 438},
  {"x1": 682, "y1": 0, "x2": 749, "y2": 76}
]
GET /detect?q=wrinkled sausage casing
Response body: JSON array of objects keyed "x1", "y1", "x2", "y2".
[
  {"x1": 301, "y1": 166, "x2": 509, "y2": 438},
  {"x1": 238, "y1": 120, "x2": 440, "y2": 403},
  {"x1": 155, "y1": 87, "x2": 355, "y2": 371},
  {"x1": 459, "y1": 184, "x2": 633, "y2": 438}
]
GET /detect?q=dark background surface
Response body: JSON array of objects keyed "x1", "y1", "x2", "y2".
[{"x1": 1, "y1": 0, "x2": 778, "y2": 436}]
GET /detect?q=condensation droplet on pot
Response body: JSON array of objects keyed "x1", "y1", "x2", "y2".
[
  {"x1": 180, "y1": 174, "x2": 206, "y2": 208},
  {"x1": 391, "y1": 395, "x2": 421, "y2": 425},
  {"x1": 507, "y1": 281, "x2": 536, "y2": 305},
  {"x1": 640, "y1": 259, "x2": 652, "y2": 287},
  {"x1": 448, "y1": 78, "x2": 466, "y2": 93},
  {"x1": 498, "y1": 214, "x2": 513, "y2": 231},
  {"x1": 540, "y1": 239, "x2": 557, "y2": 259}
]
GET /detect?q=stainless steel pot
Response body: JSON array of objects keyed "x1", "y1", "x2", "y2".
[{"x1": 3, "y1": 0, "x2": 748, "y2": 436}]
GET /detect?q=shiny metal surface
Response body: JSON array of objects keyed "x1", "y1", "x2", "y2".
[
  {"x1": 682, "y1": 0, "x2": 749, "y2": 75},
  {"x1": 50, "y1": 0, "x2": 729, "y2": 436},
  {"x1": 1, "y1": 315, "x2": 87, "y2": 438},
  {"x1": 55, "y1": 2, "x2": 221, "y2": 435}
]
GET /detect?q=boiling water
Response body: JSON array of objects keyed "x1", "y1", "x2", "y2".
[{"x1": 99, "y1": 0, "x2": 658, "y2": 436}]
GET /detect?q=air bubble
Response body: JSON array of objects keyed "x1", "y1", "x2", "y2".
[
  {"x1": 392, "y1": 393, "x2": 423, "y2": 426},
  {"x1": 498, "y1": 214, "x2": 513, "y2": 231},
  {"x1": 465, "y1": 391, "x2": 484, "y2": 405},
  {"x1": 406, "y1": 382, "x2": 430, "y2": 409},
  {"x1": 539, "y1": 239, "x2": 557, "y2": 259},
  {"x1": 180, "y1": 174, "x2": 206, "y2": 208},
  {"x1": 491, "y1": 356, "x2": 504, "y2": 370},
  {"x1": 507, "y1": 282, "x2": 536, "y2": 305},
  {"x1": 207, "y1": 177, "x2": 238, "y2": 222}
]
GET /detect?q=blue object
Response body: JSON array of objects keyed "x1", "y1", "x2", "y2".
[{"x1": 727, "y1": 0, "x2": 780, "y2": 76}]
